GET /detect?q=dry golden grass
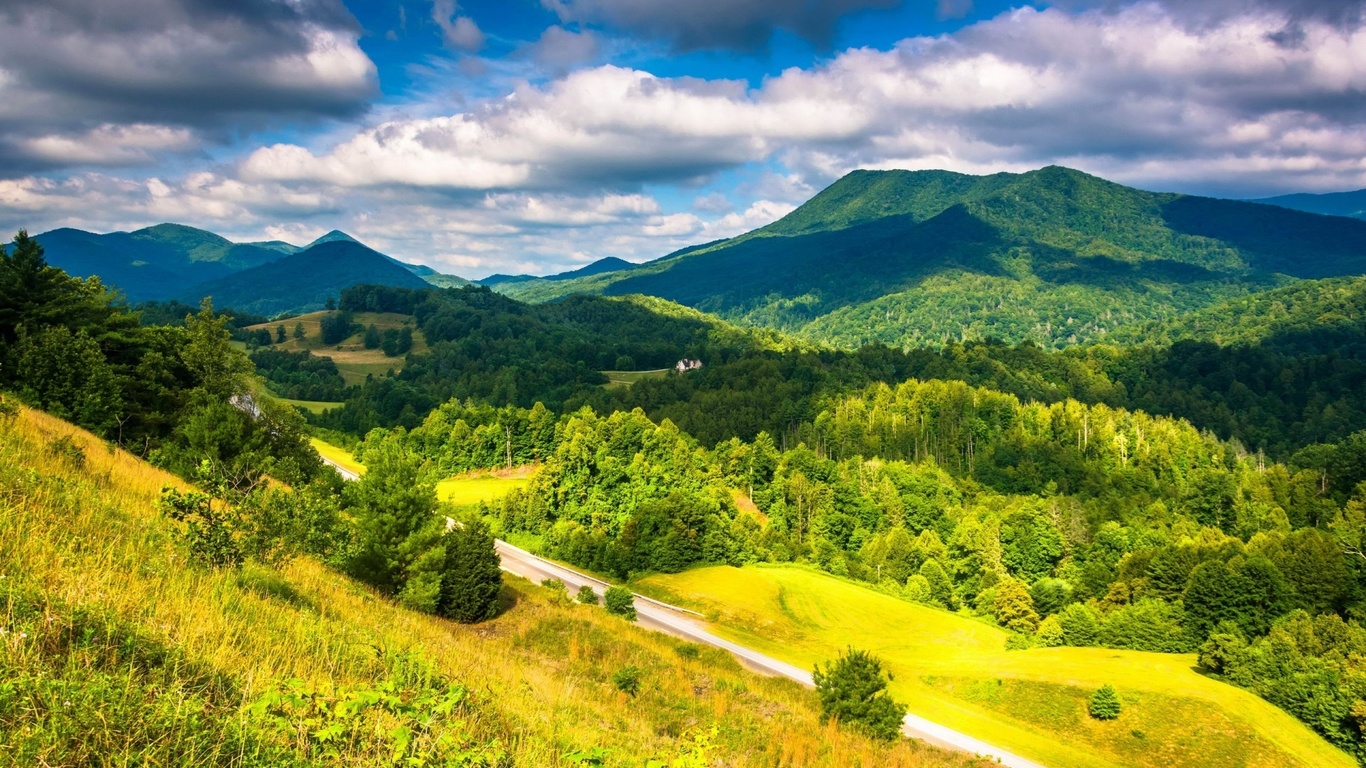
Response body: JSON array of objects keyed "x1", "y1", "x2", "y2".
[{"x1": 0, "y1": 405, "x2": 987, "y2": 768}]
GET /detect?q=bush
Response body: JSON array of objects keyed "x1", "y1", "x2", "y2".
[
  {"x1": 1036, "y1": 615, "x2": 1065, "y2": 647},
  {"x1": 604, "y1": 586, "x2": 636, "y2": 621},
  {"x1": 812, "y1": 647, "x2": 907, "y2": 741},
  {"x1": 611, "y1": 666, "x2": 641, "y2": 696},
  {"x1": 158, "y1": 487, "x2": 243, "y2": 569},
  {"x1": 576, "y1": 584, "x2": 599, "y2": 604},
  {"x1": 1089, "y1": 684, "x2": 1122, "y2": 720},
  {"x1": 437, "y1": 519, "x2": 502, "y2": 623},
  {"x1": 675, "y1": 643, "x2": 700, "y2": 660}
]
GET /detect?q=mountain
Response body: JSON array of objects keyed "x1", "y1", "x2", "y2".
[
  {"x1": 477, "y1": 256, "x2": 636, "y2": 287},
  {"x1": 184, "y1": 240, "x2": 431, "y2": 316},
  {"x1": 307, "y1": 229, "x2": 362, "y2": 247},
  {"x1": 1255, "y1": 189, "x2": 1366, "y2": 221},
  {"x1": 498, "y1": 166, "x2": 1366, "y2": 350},
  {"x1": 28, "y1": 223, "x2": 294, "y2": 301},
  {"x1": 400, "y1": 261, "x2": 470, "y2": 289}
]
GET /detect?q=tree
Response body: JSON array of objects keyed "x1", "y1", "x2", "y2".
[
  {"x1": 181, "y1": 298, "x2": 251, "y2": 400},
  {"x1": 604, "y1": 586, "x2": 636, "y2": 621},
  {"x1": 343, "y1": 436, "x2": 439, "y2": 594},
  {"x1": 319, "y1": 311, "x2": 352, "y2": 345},
  {"x1": 918, "y1": 558, "x2": 956, "y2": 609},
  {"x1": 13, "y1": 326, "x2": 123, "y2": 436},
  {"x1": 577, "y1": 585, "x2": 598, "y2": 604},
  {"x1": 437, "y1": 518, "x2": 502, "y2": 623},
  {"x1": 812, "y1": 647, "x2": 907, "y2": 741},
  {"x1": 325, "y1": 296, "x2": 336, "y2": 311},
  {"x1": 1057, "y1": 603, "x2": 1101, "y2": 646},
  {"x1": 364, "y1": 323, "x2": 381, "y2": 350},
  {"x1": 275, "y1": 324, "x2": 286, "y2": 344},
  {"x1": 993, "y1": 575, "x2": 1040, "y2": 633},
  {"x1": 293, "y1": 321, "x2": 305, "y2": 340},
  {"x1": 1088, "y1": 685, "x2": 1121, "y2": 720}
]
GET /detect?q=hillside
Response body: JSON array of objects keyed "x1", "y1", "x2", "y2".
[
  {"x1": 185, "y1": 241, "x2": 431, "y2": 316},
  {"x1": 499, "y1": 166, "x2": 1366, "y2": 349},
  {"x1": 640, "y1": 565, "x2": 1355, "y2": 768},
  {"x1": 477, "y1": 256, "x2": 635, "y2": 287},
  {"x1": 1256, "y1": 189, "x2": 1366, "y2": 221},
  {"x1": 0, "y1": 402, "x2": 981, "y2": 768}
]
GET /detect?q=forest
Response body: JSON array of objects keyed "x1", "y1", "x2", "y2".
[{"x1": 6, "y1": 229, "x2": 1366, "y2": 761}]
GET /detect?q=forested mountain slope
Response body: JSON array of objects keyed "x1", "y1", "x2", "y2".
[
  {"x1": 184, "y1": 241, "x2": 432, "y2": 316},
  {"x1": 1257, "y1": 188, "x2": 1366, "y2": 221},
  {"x1": 500, "y1": 166, "x2": 1366, "y2": 349}
]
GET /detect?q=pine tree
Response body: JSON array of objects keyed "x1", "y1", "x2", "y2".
[
  {"x1": 812, "y1": 647, "x2": 907, "y2": 741},
  {"x1": 293, "y1": 321, "x2": 306, "y2": 340},
  {"x1": 918, "y1": 558, "x2": 956, "y2": 609},
  {"x1": 437, "y1": 518, "x2": 502, "y2": 623},
  {"x1": 364, "y1": 323, "x2": 381, "y2": 350},
  {"x1": 275, "y1": 324, "x2": 286, "y2": 343},
  {"x1": 1088, "y1": 684, "x2": 1122, "y2": 720}
]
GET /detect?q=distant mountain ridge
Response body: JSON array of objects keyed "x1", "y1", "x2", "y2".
[
  {"x1": 498, "y1": 166, "x2": 1366, "y2": 349},
  {"x1": 476, "y1": 256, "x2": 635, "y2": 287},
  {"x1": 29, "y1": 223, "x2": 468, "y2": 314},
  {"x1": 1255, "y1": 189, "x2": 1366, "y2": 221},
  {"x1": 184, "y1": 240, "x2": 431, "y2": 316}
]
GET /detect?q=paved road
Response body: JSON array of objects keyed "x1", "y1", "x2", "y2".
[{"x1": 316, "y1": 453, "x2": 1045, "y2": 768}]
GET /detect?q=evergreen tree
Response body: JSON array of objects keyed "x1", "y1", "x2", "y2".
[
  {"x1": 437, "y1": 518, "x2": 502, "y2": 623},
  {"x1": 293, "y1": 321, "x2": 305, "y2": 340},
  {"x1": 275, "y1": 324, "x2": 286, "y2": 344},
  {"x1": 1088, "y1": 685, "x2": 1122, "y2": 720},
  {"x1": 181, "y1": 298, "x2": 252, "y2": 400},
  {"x1": 13, "y1": 326, "x2": 122, "y2": 436},
  {"x1": 812, "y1": 647, "x2": 907, "y2": 741},
  {"x1": 364, "y1": 323, "x2": 381, "y2": 350},
  {"x1": 343, "y1": 436, "x2": 438, "y2": 594},
  {"x1": 919, "y1": 558, "x2": 956, "y2": 609}
]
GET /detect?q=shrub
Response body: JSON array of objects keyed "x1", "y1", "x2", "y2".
[
  {"x1": 603, "y1": 586, "x2": 637, "y2": 621},
  {"x1": 611, "y1": 666, "x2": 641, "y2": 697},
  {"x1": 1089, "y1": 684, "x2": 1122, "y2": 720},
  {"x1": 437, "y1": 519, "x2": 502, "y2": 623},
  {"x1": 675, "y1": 643, "x2": 700, "y2": 660},
  {"x1": 812, "y1": 647, "x2": 907, "y2": 741},
  {"x1": 158, "y1": 487, "x2": 243, "y2": 569},
  {"x1": 1036, "y1": 615, "x2": 1065, "y2": 647},
  {"x1": 576, "y1": 584, "x2": 599, "y2": 605}
]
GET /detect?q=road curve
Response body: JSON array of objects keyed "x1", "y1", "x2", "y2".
[{"x1": 315, "y1": 453, "x2": 1045, "y2": 768}]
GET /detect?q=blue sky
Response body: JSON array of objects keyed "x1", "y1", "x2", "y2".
[{"x1": 0, "y1": 0, "x2": 1364, "y2": 277}]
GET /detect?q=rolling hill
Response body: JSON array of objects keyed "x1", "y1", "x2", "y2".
[
  {"x1": 498, "y1": 166, "x2": 1366, "y2": 350},
  {"x1": 185, "y1": 240, "x2": 431, "y2": 316},
  {"x1": 1256, "y1": 188, "x2": 1366, "y2": 221}
]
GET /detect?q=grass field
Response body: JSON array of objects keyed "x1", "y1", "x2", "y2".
[
  {"x1": 279, "y1": 397, "x2": 343, "y2": 414},
  {"x1": 1, "y1": 405, "x2": 987, "y2": 768},
  {"x1": 310, "y1": 437, "x2": 366, "y2": 476},
  {"x1": 247, "y1": 311, "x2": 427, "y2": 384},
  {"x1": 436, "y1": 474, "x2": 532, "y2": 506},
  {"x1": 600, "y1": 369, "x2": 670, "y2": 389},
  {"x1": 639, "y1": 564, "x2": 1355, "y2": 768}
]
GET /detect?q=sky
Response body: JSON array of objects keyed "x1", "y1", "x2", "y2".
[{"x1": 1, "y1": 0, "x2": 1364, "y2": 278}]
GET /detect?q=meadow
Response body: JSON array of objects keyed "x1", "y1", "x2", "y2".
[
  {"x1": 247, "y1": 311, "x2": 427, "y2": 385},
  {"x1": 639, "y1": 564, "x2": 1356, "y2": 768},
  {"x1": 436, "y1": 471, "x2": 533, "y2": 507},
  {"x1": 0, "y1": 404, "x2": 988, "y2": 768},
  {"x1": 600, "y1": 368, "x2": 670, "y2": 389}
]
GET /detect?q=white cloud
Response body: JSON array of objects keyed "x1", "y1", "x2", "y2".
[{"x1": 432, "y1": 0, "x2": 486, "y2": 52}]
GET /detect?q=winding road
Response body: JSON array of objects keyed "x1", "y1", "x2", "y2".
[{"x1": 317, "y1": 453, "x2": 1044, "y2": 768}]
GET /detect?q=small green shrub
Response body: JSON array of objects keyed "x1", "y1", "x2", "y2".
[
  {"x1": 158, "y1": 486, "x2": 243, "y2": 569},
  {"x1": 576, "y1": 585, "x2": 598, "y2": 605},
  {"x1": 812, "y1": 647, "x2": 907, "y2": 741},
  {"x1": 603, "y1": 586, "x2": 636, "y2": 621},
  {"x1": 674, "y1": 643, "x2": 700, "y2": 660},
  {"x1": 48, "y1": 434, "x2": 86, "y2": 469},
  {"x1": 1089, "y1": 684, "x2": 1122, "y2": 720},
  {"x1": 611, "y1": 666, "x2": 641, "y2": 697}
]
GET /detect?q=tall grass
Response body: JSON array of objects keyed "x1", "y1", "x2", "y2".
[{"x1": 0, "y1": 405, "x2": 984, "y2": 767}]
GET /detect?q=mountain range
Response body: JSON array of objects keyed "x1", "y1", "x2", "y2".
[
  {"x1": 1256, "y1": 188, "x2": 1366, "y2": 221},
  {"x1": 496, "y1": 166, "x2": 1366, "y2": 349},
  {"x1": 24, "y1": 167, "x2": 1366, "y2": 339},
  {"x1": 26, "y1": 224, "x2": 464, "y2": 315}
]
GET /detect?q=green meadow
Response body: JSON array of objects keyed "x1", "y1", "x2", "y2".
[{"x1": 639, "y1": 564, "x2": 1355, "y2": 768}]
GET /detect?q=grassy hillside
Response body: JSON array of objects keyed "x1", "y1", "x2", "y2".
[
  {"x1": 499, "y1": 166, "x2": 1366, "y2": 350},
  {"x1": 247, "y1": 310, "x2": 427, "y2": 385},
  {"x1": 639, "y1": 565, "x2": 1356, "y2": 768},
  {"x1": 0, "y1": 404, "x2": 987, "y2": 768},
  {"x1": 187, "y1": 242, "x2": 431, "y2": 317}
]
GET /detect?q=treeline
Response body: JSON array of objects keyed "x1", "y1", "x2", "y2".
[{"x1": 368, "y1": 381, "x2": 1366, "y2": 757}]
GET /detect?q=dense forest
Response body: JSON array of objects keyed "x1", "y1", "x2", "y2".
[{"x1": 8, "y1": 229, "x2": 1366, "y2": 761}]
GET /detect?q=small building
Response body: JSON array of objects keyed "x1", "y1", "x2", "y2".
[{"x1": 675, "y1": 358, "x2": 703, "y2": 373}]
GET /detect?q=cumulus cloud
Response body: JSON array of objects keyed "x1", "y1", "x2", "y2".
[
  {"x1": 517, "y1": 26, "x2": 602, "y2": 71},
  {"x1": 432, "y1": 0, "x2": 486, "y2": 52},
  {"x1": 541, "y1": 0, "x2": 903, "y2": 51},
  {"x1": 0, "y1": 0, "x2": 376, "y2": 174}
]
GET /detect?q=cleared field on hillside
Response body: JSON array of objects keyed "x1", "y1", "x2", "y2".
[
  {"x1": 0, "y1": 407, "x2": 983, "y2": 767},
  {"x1": 639, "y1": 565, "x2": 1354, "y2": 768},
  {"x1": 279, "y1": 397, "x2": 343, "y2": 414},
  {"x1": 436, "y1": 472, "x2": 532, "y2": 506},
  {"x1": 600, "y1": 369, "x2": 670, "y2": 389},
  {"x1": 247, "y1": 311, "x2": 426, "y2": 384}
]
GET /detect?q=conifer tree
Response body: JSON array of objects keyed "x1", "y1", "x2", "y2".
[
  {"x1": 812, "y1": 647, "x2": 907, "y2": 741},
  {"x1": 437, "y1": 518, "x2": 502, "y2": 623}
]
